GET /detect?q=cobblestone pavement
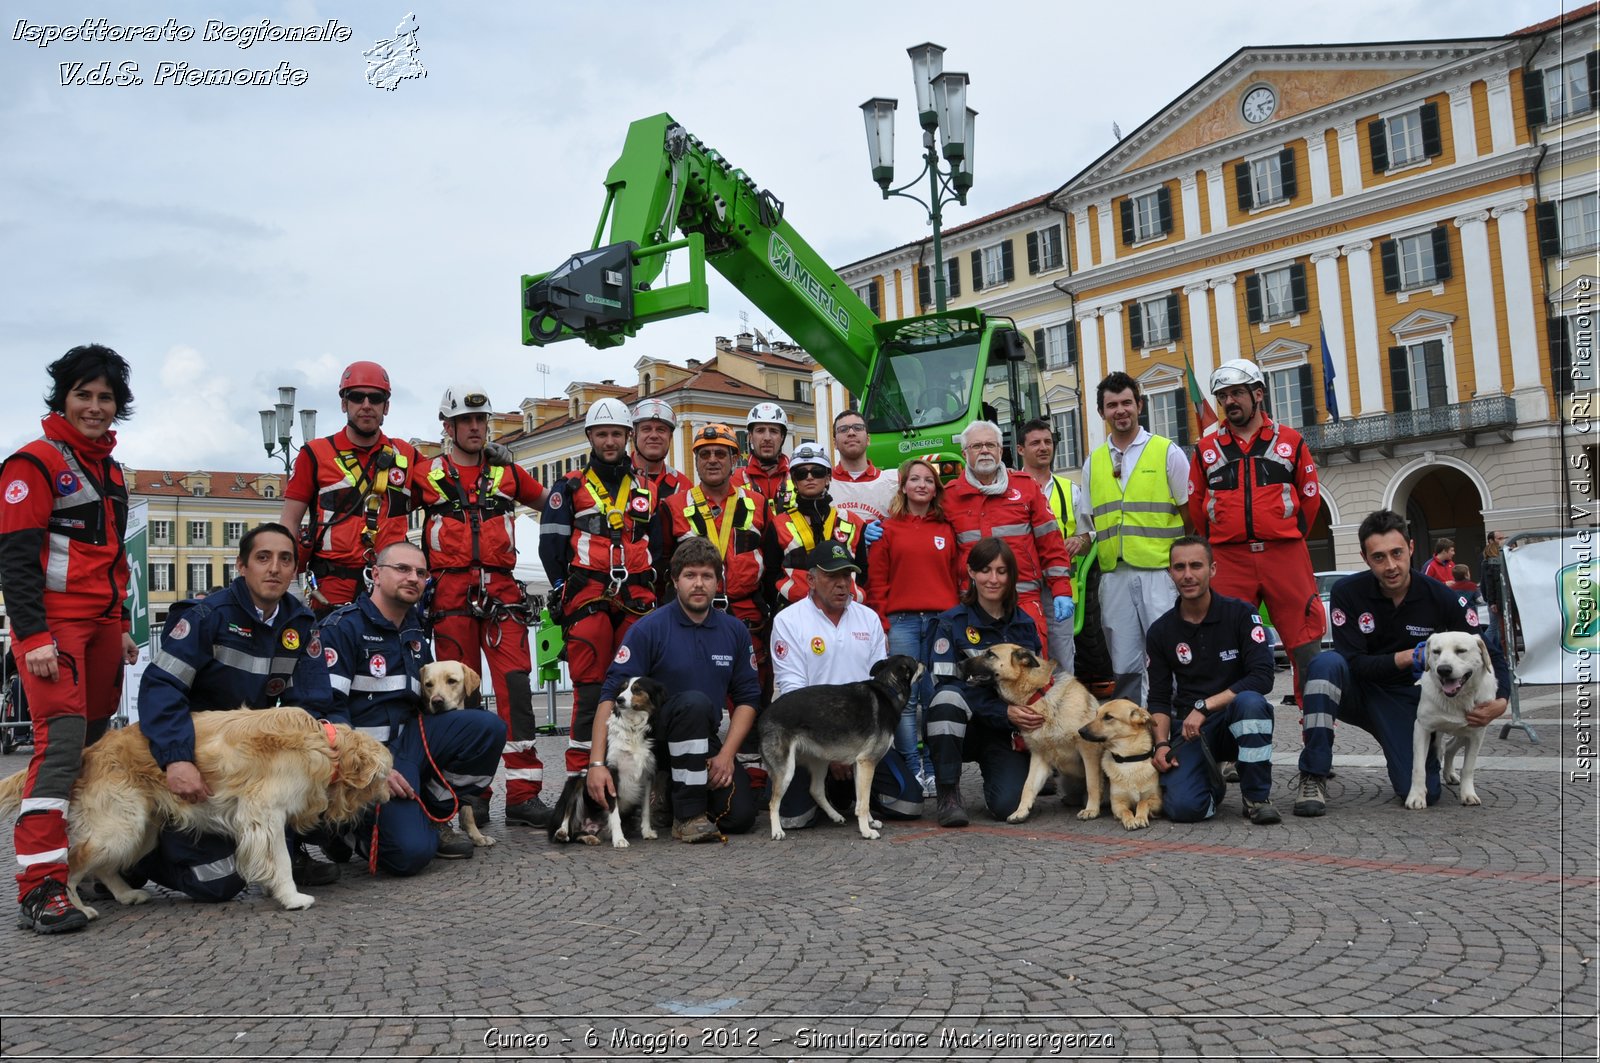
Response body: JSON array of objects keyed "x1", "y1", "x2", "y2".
[{"x1": 1, "y1": 674, "x2": 1594, "y2": 1060}]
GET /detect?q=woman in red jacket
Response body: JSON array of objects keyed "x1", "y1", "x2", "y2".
[
  {"x1": 866, "y1": 457, "x2": 964, "y2": 797},
  {"x1": 1, "y1": 345, "x2": 138, "y2": 935}
]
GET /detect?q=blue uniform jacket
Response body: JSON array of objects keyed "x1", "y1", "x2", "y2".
[
  {"x1": 598, "y1": 599, "x2": 761, "y2": 710},
  {"x1": 139, "y1": 579, "x2": 335, "y2": 769},
  {"x1": 928, "y1": 601, "x2": 1042, "y2": 728},
  {"x1": 1329, "y1": 569, "x2": 1511, "y2": 699},
  {"x1": 1144, "y1": 593, "x2": 1275, "y2": 718},
  {"x1": 320, "y1": 593, "x2": 431, "y2": 742}
]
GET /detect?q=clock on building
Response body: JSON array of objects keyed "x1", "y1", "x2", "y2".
[{"x1": 1241, "y1": 84, "x2": 1277, "y2": 124}]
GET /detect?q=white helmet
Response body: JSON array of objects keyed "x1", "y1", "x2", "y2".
[
  {"x1": 585, "y1": 397, "x2": 634, "y2": 431},
  {"x1": 747, "y1": 401, "x2": 789, "y2": 434},
  {"x1": 1209, "y1": 359, "x2": 1265, "y2": 395},
  {"x1": 438, "y1": 385, "x2": 494, "y2": 420},
  {"x1": 632, "y1": 397, "x2": 676, "y2": 427}
]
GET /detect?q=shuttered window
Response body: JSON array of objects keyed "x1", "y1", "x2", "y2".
[
  {"x1": 1387, "y1": 339, "x2": 1449, "y2": 412},
  {"x1": 1527, "y1": 55, "x2": 1599, "y2": 125},
  {"x1": 1130, "y1": 293, "x2": 1183, "y2": 348},
  {"x1": 1245, "y1": 263, "x2": 1309, "y2": 323},
  {"x1": 1138, "y1": 389, "x2": 1191, "y2": 447},
  {"x1": 970, "y1": 239, "x2": 1015, "y2": 291},
  {"x1": 1267, "y1": 364, "x2": 1317, "y2": 429},
  {"x1": 1379, "y1": 228, "x2": 1452, "y2": 292},
  {"x1": 1027, "y1": 225, "x2": 1063, "y2": 273},
  {"x1": 1120, "y1": 187, "x2": 1174, "y2": 244},
  {"x1": 1368, "y1": 102, "x2": 1442, "y2": 172}
]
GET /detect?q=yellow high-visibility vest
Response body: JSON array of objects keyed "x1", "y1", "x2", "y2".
[
  {"x1": 1045, "y1": 474, "x2": 1078, "y2": 539},
  {"x1": 1089, "y1": 437, "x2": 1184, "y2": 571}
]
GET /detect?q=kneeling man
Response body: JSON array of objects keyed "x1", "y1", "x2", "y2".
[{"x1": 1148, "y1": 536, "x2": 1280, "y2": 825}]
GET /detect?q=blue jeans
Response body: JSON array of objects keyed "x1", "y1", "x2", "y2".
[{"x1": 886, "y1": 611, "x2": 940, "y2": 778}]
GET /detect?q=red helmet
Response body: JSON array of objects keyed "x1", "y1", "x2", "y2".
[{"x1": 339, "y1": 360, "x2": 391, "y2": 395}]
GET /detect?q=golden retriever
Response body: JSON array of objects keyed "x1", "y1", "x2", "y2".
[
  {"x1": 1077, "y1": 699, "x2": 1164, "y2": 830},
  {"x1": 0, "y1": 707, "x2": 392, "y2": 915},
  {"x1": 1407, "y1": 631, "x2": 1498, "y2": 810},
  {"x1": 417, "y1": 660, "x2": 495, "y2": 847},
  {"x1": 957, "y1": 644, "x2": 1103, "y2": 823}
]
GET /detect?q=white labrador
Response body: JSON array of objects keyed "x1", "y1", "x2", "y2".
[{"x1": 1405, "y1": 631, "x2": 1497, "y2": 810}]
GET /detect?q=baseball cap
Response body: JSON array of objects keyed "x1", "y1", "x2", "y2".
[
  {"x1": 807, "y1": 540, "x2": 861, "y2": 574},
  {"x1": 789, "y1": 442, "x2": 831, "y2": 470}
]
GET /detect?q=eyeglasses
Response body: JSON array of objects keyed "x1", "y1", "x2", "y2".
[
  {"x1": 965, "y1": 441, "x2": 1000, "y2": 452},
  {"x1": 791, "y1": 466, "x2": 830, "y2": 480},
  {"x1": 343, "y1": 390, "x2": 389, "y2": 406},
  {"x1": 376, "y1": 562, "x2": 429, "y2": 579},
  {"x1": 835, "y1": 423, "x2": 867, "y2": 435}
]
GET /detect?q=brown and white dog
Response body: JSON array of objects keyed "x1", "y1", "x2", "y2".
[
  {"x1": 417, "y1": 660, "x2": 497, "y2": 847},
  {"x1": 549, "y1": 676, "x2": 663, "y2": 848},
  {"x1": 0, "y1": 707, "x2": 392, "y2": 914},
  {"x1": 1077, "y1": 699, "x2": 1164, "y2": 830}
]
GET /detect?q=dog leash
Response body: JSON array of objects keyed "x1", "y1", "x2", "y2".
[
  {"x1": 368, "y1": 716, "x2": 462, "y2": 876},
  {"x1": 1168, "y1": 731, "x2": 1226, "y2": 791}
]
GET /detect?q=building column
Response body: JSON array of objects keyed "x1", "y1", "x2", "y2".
[
  {"x1": 1095, "y1": 198, "x2": 1116, "y2": 265},
  {"x1": 1448, "y1": 84, "x2": 1478, "y2": 163},
  {"x1": 1305, "y1": 133, "x2": 1331, "y2": 204},
  {"x1": 1342, "y1": 241, "x2": 1383, "y2": 416},
  {"x1": 1492, "y1": 200, "x2": 1549, "y2": 414},
  {"x1": 671, "y1": 421, "x2": 686, "y2": 473},
  {"x1": 1071, "y1": 207, "x2": 1094, "y2": 270},
  {"x1": 1080, "y1": 311, "x2": 1105, "y2": 451},
  {"x1": 1335, "y1": 121, "x2": 1362, "y2": 197},
  {"x1": 1310, "y1": 248, "x2": 1353, "y2": 420},
  {"x1": 809, "y1": 367, "x2": 832, "y2": 449},
  {"x1": 1184, "y1": 281, "x2": 1215, "y2": 386},
  {"x1": 1179, "y1": 173, "x2": 1201, "y2": 237},
  {"x1": 1100, "y1": 303, "x2": 1127, "y2": 378},
  {"x1": 1454, "y1": 210, "x2": 1503, "y2": 397},
  {"x1": 1205, "y1": 164, "x2": 1227, "y2": 233},
  {"x1": 1485, "y1": 71, "x2": 1515, "y2": 153},
  {"x1": 1210, "y1": 274, "x2": 1240, "y2": 361}
]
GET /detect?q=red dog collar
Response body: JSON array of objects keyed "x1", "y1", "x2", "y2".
[
  {"x1": 1026, "y1": 677, "x2": 1055, "y2": 706},
  {"x1": 322, "y1": 720, "x2": 341, "y2": 782}
]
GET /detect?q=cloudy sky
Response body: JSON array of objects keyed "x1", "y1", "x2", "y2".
[{"x1": 0, "y1": 0, "x2": 1562, "y2": 473}]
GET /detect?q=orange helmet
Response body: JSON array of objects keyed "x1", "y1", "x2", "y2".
[
  {"x1": 339, "y1": 360, "x2": 391, "y2": 395},
  {"x1": 692, "y1": 423, "x2": 740, "y2": 452}
]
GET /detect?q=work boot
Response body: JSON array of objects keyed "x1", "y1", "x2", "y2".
[
  {"x1": 291, "y1": 843, "x2": 340, "y2": 886},
  {"x1": 1242, "y1": 798, "x2": 1282, "y2": 825},
  {"x1": 17, "y1": 878, "x2": 88, "y2": 935},
  {"x1": 1293, "y1": 772, "x2": 1327, "y2": 817},
  {"x1": 671, "y1": 814, "x2": 722, "y2": 844},
  {"x1": 319, "y1": 833, "x2": 354, "y2": 865},
  {"x1": 935, "y1": 784, "x2": 969, "y2": 828},
  {"x1": 505, "y1": 796, "x2": 553, "y2": 828},
  {"x1": 434, "y1": 825, "x2": 476, "y2": 859}
]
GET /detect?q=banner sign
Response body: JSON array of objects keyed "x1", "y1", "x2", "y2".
[{"x1": 1503, "y1": 531, "x2": 1595, "y2": 685}]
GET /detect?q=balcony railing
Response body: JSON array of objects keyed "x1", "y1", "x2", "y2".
[{"x1": 1302, "y1": 395, "x2": 1517, "y2": 458}]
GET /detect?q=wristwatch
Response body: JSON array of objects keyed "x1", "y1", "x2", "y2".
[{"x1": 1193, "y1": 698, "x2": 1210, "y2": 716}]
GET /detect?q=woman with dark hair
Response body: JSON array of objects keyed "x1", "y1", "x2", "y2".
[
  {"x1": 865, "y1": 457, "x2": 964, "y2": 797},
  {"x1": 0, "y1": 344, "x2": 138, "y2": 934},
  {"x1": 922, "y1": 537, "x2": 1043, "y2": 827}
]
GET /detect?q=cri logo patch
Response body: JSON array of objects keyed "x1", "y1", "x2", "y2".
[{"x1": 810, "y1": 636, "x2": 826, "y2": 655}]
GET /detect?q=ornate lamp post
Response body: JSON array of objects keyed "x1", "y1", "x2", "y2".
[{"x1": 259, "y1": 386, "x2": 317, "y2": 473}]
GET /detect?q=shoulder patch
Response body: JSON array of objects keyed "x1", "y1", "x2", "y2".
[
  {"x1": 281, "y1": 629, "x2": 301, "y2": 651},
  {"x1": 933, "y1": 637, "x2": 950, "y2": 654},
  {"x1": 324, "y1": 646, "x2": 339, "y2": 668},
  {"x1": 4, "y1": 479, "x2": 27, "y2": 504},
  {"x1": 168, "y1": 617, "x2": 191, "y2": 641},
  {"x1": 55, "y1": 470, "x2": 79, "y2": 495},
  {"x1": 613, "y1": 644, "x2": 631, "y2": 665}
]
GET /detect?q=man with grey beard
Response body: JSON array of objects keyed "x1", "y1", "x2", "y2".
[{"x1": 938, "y1": 421, "x2": 1075, "y2": 651}]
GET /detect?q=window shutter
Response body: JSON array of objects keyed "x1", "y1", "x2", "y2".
[
  {"x1": 1027, "y1": 230, "x2": 1040, "y2": 275},
  {"x1": 1297, "y1": 363, "x2": 1317, "y2": 426},
  {"x1": 1127, "y1": 303, "x2": 1145, "y2": 349},
  {"x1": 1430, "y1": 227, "x2": 1452, "y2": 282},
  {"x1": 1002, "y1": 239, "x2": 1015, "y2": 283},
  {"x1": 1138, "y1": 405, "x2": 1151, "y2": 433},
  {"x1": 1420, "y1": 102, "x2": 1442, "y2": 158},
  {"x1": 1536, "y1": 202, "x2": 1562, "y2": 258},
  {"x1": 1244, "y1": 274, "x2": 1264, "y2": 324},
  {"x1": 1157, "y1": 187, "x2": 1174, "y2": 234},
  {"x1": 1549, "y1": 316, "x2": 1572, "y2": 395},
  {"x1": 1524, "y1": 67, "x2": 1548, "y2": 127},
  {"x1": 917, "y1": 265, "x2": 931, "y2": 309},
  {"x1": 1119, "y1": 199, "x2": 1135, "y2": 245},
  {"x1": 1235, "y1": 161, "x2": 1254, "y2": 211},
  {"x1": 970, "y1": 250, "x2": 985, "y2": 292},
  {"x1": 1368, "y1": 118, "x2": 1389, "y2": 173},
  {"x1": 1290, "y1": 262, "x2": 1309, "y2": 314},
  {"x1": 946, "y1": 258, "x2": 961, "y2": 298},
  {"x1": 1174, "y1": 390, "x2": 1191, "y2": 447},
  {"x1": 870, "y1": 282, "x2": 881, "y2": 316},
  {"x1": 1589, "y1": 53, "x2": 1600, "y2": 114},
  {"x1": 1388, "y1": 346, "x2": 1412, "y2": 411},
  {"x1": 1279, "y1": 147, "x2": 1298, "y2": 200},
  {"x1": 1166, "y1": 293, "x2": 1182, "y2": 341},
  {"x1": 1033, "y1": 329, "x2": 1045, "y2": 363},
  {"x1": 1066, "y1": 320, "x2": 1079, "y2": 367},
  {"x1": 1423, "y1": 340, "x2": 1448, "y2": 407},
  {"x1": 1380, "y1": 239, "x2": 1401, "y2": 293}
]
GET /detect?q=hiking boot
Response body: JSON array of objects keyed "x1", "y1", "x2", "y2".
[
  {"x1": 1220, "y1": 760, "x2": 1240, "y2": 784},
  {"x1": 1293, "y1": 773, "x2": 1327, "y2": 818},
  {"x1": 1243, "y1": 798, "x2": 1282, "y2": 825},
  {"x1": 17, "y1": 879, "x2": 88, "y2": 935},
  {"x1": 504, "y1": 796, "x2": 553, "y2": 828},
  {"x1": 434, "y1": 825, "x2": 476, "y2": 859},
  {"x1": 935, "y1": 784, "x2": 968, "y2": 829},
  {"x1": 671, "y1": 814, "x2": 722, "y2": 844},
  {"x1": 291, "y1": 844, "x2": 340, "y2": 886},
  {"x1": 319, "y1": 834, "x2": 354, "y2": 865}
]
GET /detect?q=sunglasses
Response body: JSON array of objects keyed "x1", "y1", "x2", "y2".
[
  {"x1": 344, "y1": 390, "x2": 389, "y2": 406},
  {"x1": 791, "y1": 465, "x2": 830, "y2": 480}
]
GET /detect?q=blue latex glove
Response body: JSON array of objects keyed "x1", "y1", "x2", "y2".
[
  {"x1": 864, "y1": 520, "x2": 884, "y2": 545},
  {"x1": 1410, "y1": 639, "x2": 1428, "y2": 679},
  {"x1": 1054, "y1": 597, "x2": 1075, "y2": 624}
]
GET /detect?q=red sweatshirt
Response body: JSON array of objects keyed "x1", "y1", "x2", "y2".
[{"x1": 866, "y1": 513, "x2": 964, "y2": 623}]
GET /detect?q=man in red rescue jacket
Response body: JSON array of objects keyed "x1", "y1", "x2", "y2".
[
  {"x1": 415, "y1": 385, "x2": 549, "y2": 827},
  {"x1": 279, "y1": 360, "x2": 417, "y2": 615},
  {"x1": 730, "y1": 401, "x2": 794, "y2": 517}
]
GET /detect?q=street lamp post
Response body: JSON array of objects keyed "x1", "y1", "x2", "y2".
[
  {"x1": 860, "y1": 42, "x2": 975, "y2": 313},
  {"x1": 259, "y1": 386, "x2": 317, "y2": 474}
]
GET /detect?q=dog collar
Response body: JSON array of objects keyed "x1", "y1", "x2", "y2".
[
  {"x1": 1026, "y1": 677, "x2": 1056, "y2": 706},
  {"x1": 322, "y1": 720, "x2": 341, "y2": 782},
  {"x1": 1110, "y1": 748, "x2": 1154, "y2": 764}
]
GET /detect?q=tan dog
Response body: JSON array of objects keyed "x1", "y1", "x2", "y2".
[
  {"x1": 957, "y1": 644, "x2": 1103, "y2": 823},
  {"x1": 0, "y1": 707, "x2": 392, "y2": 915},
  {"x1": 1077, "y1": 699, "x2": 1164, "y2": 830},
  {"x1": 418, "y1": 660, "x2": 495, "y2": 847}
]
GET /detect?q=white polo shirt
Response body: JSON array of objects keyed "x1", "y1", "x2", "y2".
[{"x1": 770, "y1": 594, "x2": 887, "y2": 698}]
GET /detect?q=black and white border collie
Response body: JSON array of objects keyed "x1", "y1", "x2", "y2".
[{"x1": 549, "y1": 677, "x2": 664, "y2": 847}]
